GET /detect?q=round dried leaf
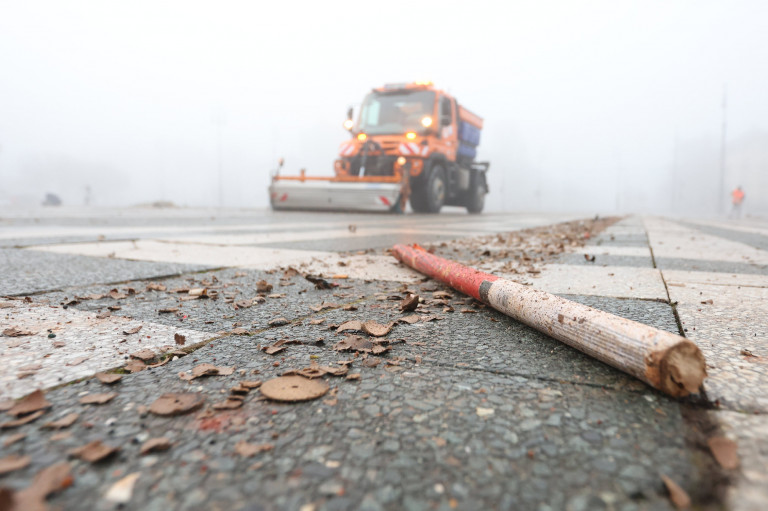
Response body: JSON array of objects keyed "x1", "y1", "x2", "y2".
[{"x1": 260, "y1": 376, "x2": 329, "y2": 402}]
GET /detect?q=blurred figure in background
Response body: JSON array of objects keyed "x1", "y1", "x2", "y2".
[{"x1": 730, "y1": 186, "x2": 745, "y2": 219}]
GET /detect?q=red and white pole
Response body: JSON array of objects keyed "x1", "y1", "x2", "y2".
[{"x1": 392, "y1": 244, "x2": 706, "y2": 398}]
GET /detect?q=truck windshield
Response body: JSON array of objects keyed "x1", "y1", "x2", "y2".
[{"x1": 357, "y1": 90, "x2": 435, "y2": 135}]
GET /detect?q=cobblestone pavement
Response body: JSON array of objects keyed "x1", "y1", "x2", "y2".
[{"x1": 1, "y1": 207, "x2": 766, "y2": 510}]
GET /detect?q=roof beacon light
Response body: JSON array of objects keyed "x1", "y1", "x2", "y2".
[{"x1": 343, "y1": 119, "x2": 354, "y2": 130}]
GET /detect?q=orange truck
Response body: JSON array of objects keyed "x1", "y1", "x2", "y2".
[{"x1": 269, "y1": 82, "x2": 489, "y2": 213}]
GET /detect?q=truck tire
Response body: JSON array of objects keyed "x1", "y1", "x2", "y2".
[
  {"x1": 423, "y1": 165, "x2": 446, "y2": 213},
  {"x1": 465, "y1": 177, "x2": 485, "y2": 214}
]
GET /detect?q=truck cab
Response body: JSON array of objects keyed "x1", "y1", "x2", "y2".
[{"x1": 337, "y1": 82, "x2": 488, "y2": 213}]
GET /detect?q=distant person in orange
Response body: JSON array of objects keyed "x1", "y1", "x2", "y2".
[{"x1": 730, "y1": 186, "x2": 745, "y2": 219}]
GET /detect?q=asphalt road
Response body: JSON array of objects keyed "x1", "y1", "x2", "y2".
[{"x1": 1, "y1": 207, "x2": 766, "y2": 511}]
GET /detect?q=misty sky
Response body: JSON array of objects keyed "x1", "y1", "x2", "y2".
[{"x1": 1, "y1": 0, "x2": 767, "y2": 214}]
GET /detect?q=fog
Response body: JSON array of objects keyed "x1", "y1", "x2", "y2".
[{"x1": 1, "y1": 0, "x2": 767, "y2": 216}]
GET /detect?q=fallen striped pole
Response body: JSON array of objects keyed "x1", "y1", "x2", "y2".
[{"x1": 392, "y1": 244, "x2": 706, "y2": 398}]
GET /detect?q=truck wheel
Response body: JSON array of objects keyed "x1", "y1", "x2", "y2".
[
  {"x1": 465, "y1": 180, "x2": 485, "y2": 214},
  {"x1": 424, "y1": 165, "x2": 446, "y2": 213}
]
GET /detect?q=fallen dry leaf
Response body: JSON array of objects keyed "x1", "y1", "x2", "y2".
[
  {"x1": 256, "y1": 280, "x2": 273, "y2": 293},
  {"x1": 305, "y1": 275, "x2": 333, "y2": 290},
  {"x1": 188, "y1": 288, "x2": 208, "y2": 297},
  {"x1": 0, "y1": 454, "x2": 30, "y2": 475},
  {"x1": 212, "y1": 398, "x2": 244, "y2": 410},
  {"x1": 661, "y1": 474, "x2": 691, "y2": 510},
  {"x1": 309, "y1": 318, "x2": 325, "y2": 325},
  {"x1": 2, "y1": 433, "x2": 26, "y2": 447},
  {"x1": 122, "y1": 325, "x2": 142, "y2": 335},
  {"x1": 69, "y1": 440, "x2": 119, "y2": 463},
  {"x1": 476, "y1": 407, "x2": 495, "y2": 418},
  {"x1": 337, "y1": 320, "x2": 363, "y2": 333},
  {"x1": 707, "y1": 436, "x2": 740, "y2": 469},
  {"x1": 149, "y1": 393, "x2": 204, "y2": 416},
  {"x1": 174, "y1": 333, "x2": 186, "y2": 345},
  {"x1": 10, "y1": 462, "x2": 72, "y2": 511},
  {"x1": 260, "y1": 375, "x2": 329, "y2": 402},
  {"x1": 140, "y1": 437, "x2": 172, "y2": 455},
  {"x1": 334, "y1": 335, "x2": 374, "y2": 353},
  {"x1": 65, "y1": 356, "x2": 89, "y2": 367},
  {"x1": 2, "y1": 327, "x2": 36, "y2": 337},
  {"x1": 1, "y1": 410, "x2": 46, "y2": 429},
  {"x1": 146, "y1": 283, "x2": 166, "y2": 292},
  {"x1": 346, "y1": 373, "x2": 361, "y2": 381},
  {"x1": 8, "y1": 390, "x2": 51, "y2": 417},
  {"x1": 80, "y1": 393, "x2": 116, "y2": 405},
  {"x1": 398, "y1": 315, "x2": 421, "y2": 325},
  {"x1": 130, "y1": 349, "x2": 156, "y2": 362},
  {"x1": 240, "y1": 381, "x2": 262, "y2": 389},
  {"x1": 235, "y1": 440, "x2": 274, "y2": 458},
  {"x1": 42, "y1": 413, "x2": 79, "y2": 429},
  {"x1": 401, "y1": 294, "x2": 419, "y2": 312},
  {"x1": 124, "y1": 360, "x2": 146, "y2": 373},
  {"x1": 104, "y1": 472, "x2": 141, "y2": 504},
  {"x1": 361, "y1": 320, "x2": 393, "y2": 337},
  {"x1": 179, "y1": 363, "x2": 234, "y2": 381},
  {"x1": 158, "y1": 307, "x2": 179, "y2": 313},
  {"x1": 95, "y1": 372, "x2": 122, "y2": 385},
  {"x1": 268, "y1": 317, "x2": 290, "y2": 327}
]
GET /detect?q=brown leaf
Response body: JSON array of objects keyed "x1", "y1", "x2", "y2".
[
  {"x1": 149, "y1": 393, "x2": 204, "y2": 416},
  {"x1": 398, "y1": 315, "x2": 420, "y2": 325},
  {"x1": 661, "y1": 474, "x2": 691, "y2": 510},
  {"x1": 179, "y1": 363, "x2": 234, "y2": 381},
  {"x1": 42, "y1": 413, "x2": 79, "y2": 429},
  {"x1": 140, "y1": 437, "x2": 172, "y2": 455},
  {"x1": 11, "y1": 462, "x2": 72, "y2": 511},
  {"x1": 124, "y1": 360, "x2": 146, "y2": 373},
  {"x1": 69, "y1": 440, "x2": 119, "y2": 463},
  {"x1": 158, "y1": 307, "x2": 179, "y2": 313},
  {"x1": 346, "y1": 373, "x2": 361, "y2": 381},
  {"x1": 212, "y1": 398, "x2": 244, "y2": 410},
  {"x1": 174, "y1": 333, "x2": 186, "y2": 345},
  {"x1": 230, "y1": 327, "x2": 249, "y2": 335},
  {"x1": 239, "y1": 381, "x2": 262, "y2": 389},
  {"x1": 400, "y1": 294, "x2": 419, "y2": 312},
  {"x1": 130, "y1": 349, "x2": 156, "y2": 362},
  {"x1": 188, "y1": 288, "x2": 208, "y2": 297},
  {"x1": 337, "y1": 320, "x2": 363, "y2": 333},
  {"x1": 8, "y1": 390, "x2": 51, "y2": 417},
  {"x1": 309, "y1": 318, "x2": 325, "y2": 325},
  {"x1": 235, "y1": 440, "x2": 274, "y2": 458},
  {"x1": 122, "y1": 325, "x2": 142, "y2": 335},
  {"x1": 268, "y1": 317, "x2": 290, "y2": 327},
  {"x1": 260, "y1": 376, "x2": 329, "y2": 402},
  {"x1": 2, "y1": 433, "x2": 26, "y2": 447},
  {"x1": 361, "y1": 320, "x2": 393, "y2": 337},
  {"x1": 80, "y1": 393, "x2": 116, "y2": 405},
  {"x1": 305, "y1": 275, "x2": 333, "y2": 290},
  {"x1": 95, "y1": 372, "x2": 122, "y2": 385},
  {"x1": 432, "y1": 291, "x2": 452, "y2": 299},
  {"x1": 146, "y1": 283, "x2": 166, "y2": 292},
  {"x1": 255, "y1": 280, "x2": 273, "y2": 293},
  {"x1": 108, "y1": 289, "x2": 127, "y2": 300},
  {"x1": 3, "y1": 326, "x2": 36, "y2": 337},
  {"x1": 1, "y1": 410, "x2": 46, "y2": 429},
  {"x1": 334, "y1": 335, "x2": 374, "y2": 353},
  {"x1": 65, "y1": 356, "x2": 89, "y2": 366},
  {"x1": 707, "y1": 436, "x2": 740, "y2": 469},
  {"x1": 104, "y1": 472, "x2": 141, "y2": 504},
  {"x1": 0, "y1": 454, "x2": 30, "y2": 475}
]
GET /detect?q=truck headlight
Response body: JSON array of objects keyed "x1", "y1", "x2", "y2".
[{"x1": 421, "y1": 116, "x2": 433, "y2": 128}]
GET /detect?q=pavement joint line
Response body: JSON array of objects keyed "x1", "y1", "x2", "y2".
[{"x1": 2, "y1": 266, "x2": 231, "y2": 298}]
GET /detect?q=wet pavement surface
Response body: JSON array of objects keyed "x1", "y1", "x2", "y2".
[{"x1": 1, "y1": 207, "x2": 766, "y2": 510}]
